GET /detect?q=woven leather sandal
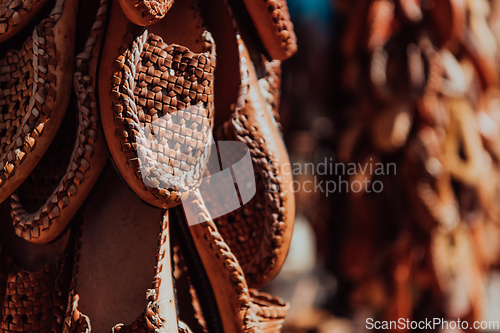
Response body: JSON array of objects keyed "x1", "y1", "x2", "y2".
[
  {"x1": 211, "y1": 38, "x2": 295, "y2": 288},
  {"x1": 8, "y1": 0, "x2": 109, "y2": 244},
  {"x1": 0, "y1": 251, "x2": 72, "y2": 332},
  {"x1": 62, "y1": 168, "x2": 185, "y2": 333},
  {"x1": 99, "y1": 0, "x2": 216, "y2": 209},
  {"x1": 238, "y1": 0, "x2": 297, "y2": 60},
  {"x1": 0, "y1": 0, "x2": 78, "y2": 204},
  {"x1": 0, "y1": 0, "x2": 51, "y2": 43},
  {"x1": 181, "y1": 191, "x2": 289, "y2": 333},
  {"x1": 199, "y1": 0, "x2": 295, "y2": 288},
  {"x1": 118, "y1": 0, "x2": 174, "y2": 26},
  {"x1": 0, "y1": 216, "x2": 74, "y2": 333},
  {"x1": 110, "y1": 211, "x2": 181, "y2": 333}
]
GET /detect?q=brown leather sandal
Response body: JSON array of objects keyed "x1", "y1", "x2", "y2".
[
  {"x1": 199, "y1": 0, "x2": 295, "y2": 288},
  {"x1": 0, "y1": 0, "x2": 78, "y2": 204},
  {"x1": 62, "y1": 167, "x2": 185, "y2": 333},
  {"x1": 0, "y1": 248, "x2": 72, "y2": 332},
  {"x1": 181, "y1": 191, "x2": 289, "y2": 333},
  {"x1": 65, "y1": 169, "x2": 286, "y2": 333},
  {"x1": 99, "y1": 0, "x2": 216, "y2": 209},
  {"x1": 0, "y1": 211, "x2": 74, "y2": 333},
  {"x1": 210, "y1": 36, "x2": 295, "y2": 288},
  {"x1": 0, "y1": 0, "x2": 51, "y2": 43},
  {"x1": 118, "y1": 0, "x2": 174, "y2": 26},
  {"x1": 8, "y1": 0, "x2": 108, "y2": 244}
]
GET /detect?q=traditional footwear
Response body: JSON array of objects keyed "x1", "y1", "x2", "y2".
[
  {"x1": 0, "y1": 0, "x2": 51, "y2": 43},
  {"x1": 62, "y1": 166, "x2": 179, "y2": 333},
  {"x1": 211, "y1": 36, "x2": 295, "y2": 288},
  {"x1": 99, "y1": 0, "x2": 216, "y2": 209},
  {"x1": 180, "y1": 191, "x2": 290, "y2": 333},
  {"x1": 0, "y1": 245, "x2": 73, "y2": 332},
  {"x1": 199, "y1": 0, "x2": 295, "y2": 288},
  {"x1": 8, "y1": 0, "x2": 108, "y2": 244},
  {"x1": 0, "y1": 204, "x2": 74, "y2": 333},
  {"x1": 117, "y1": 0, "x2": 174, "y2": 26},
  {"x1": 0, "y1": 0, "x2": 78, "y2": 204},
  {"x1": 238, "y1": 0, "x2": 297, "y2": 60}
]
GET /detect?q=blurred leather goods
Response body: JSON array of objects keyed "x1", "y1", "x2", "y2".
[{"x1": 335, "y1": 0, "x2": 500, "y2": 328}]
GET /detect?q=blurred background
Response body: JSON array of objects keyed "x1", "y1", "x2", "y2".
[{"x1": 265, "y1": 0, "x2": 500, "y2": 332}]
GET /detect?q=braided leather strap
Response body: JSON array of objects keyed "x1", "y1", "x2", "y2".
[
  {"x1": 10, "y1": 0, "x2": 108, "y2": 243},
  {"x1": 258, "y1": 58, "x2": 283, "y2": 131},
  {"x1": 111, "y1": 303, "x2": 165, "y2": 333},
  {"x1": 111, "y1": 305, "x2": 193, "y2": 333},
  {"x1": 241, "y1": 0, "x2": 297, "y2": 60},
  {"x1": 214, "y1": 115, "x2": 287, "y2": 287},
  {"x1": 248, "y1": 290, "x2": 289, "y2": 333},
  {"x1": 185, "y1": 190, "x2": 289, "y2": 333},
  {"x1": 209, "y1": 39, "x2": 288, "y2": 288}
]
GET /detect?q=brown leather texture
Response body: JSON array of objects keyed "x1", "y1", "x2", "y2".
[
  {"x1": 9, "y1": 0, "x2": 108, "y2": 244},
  {"x1": 212, "y1": 43, "x2": 294, "y2": 287},
  {"x1": 99, "y1": 0, "x2": 216, "y2": 208},
  {"x1": 183, "y1": 190, "x2": 289, "y2": 333},
  {"x1": 117, "y1": 0, "x2": 174, "y2": 26},
  {"x1": 0, "y1": 233, "x2": 73, "y2": 333},
  {"x1": 0, "y1": 0, "x2": 297, "y2": 332},
  {"x1": 206, "y1": 0, "x2": 294, "y2": 288},
  {"x1": 0, "y1": 0, "x2": 51, "y2": 43},
  {"x1": 0, "y1": 0, "x2": 78, "y2": 204},
  {"x1": 258, "y1": 58, "x2": 283, "y2": 132},
  {"x1": 241, "y1": 0, "x2": 297, "y2": 60}
]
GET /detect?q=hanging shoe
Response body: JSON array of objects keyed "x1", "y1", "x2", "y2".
[
  {"x1": 0, "y1": 0, "x2": 79, "y2": 203},
  {"x1": 9, "y1": 0, "x2": 108, "y2": 244},
  {"x1": 99, "y1": 0, "x2": 216, "y2": 209}
]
